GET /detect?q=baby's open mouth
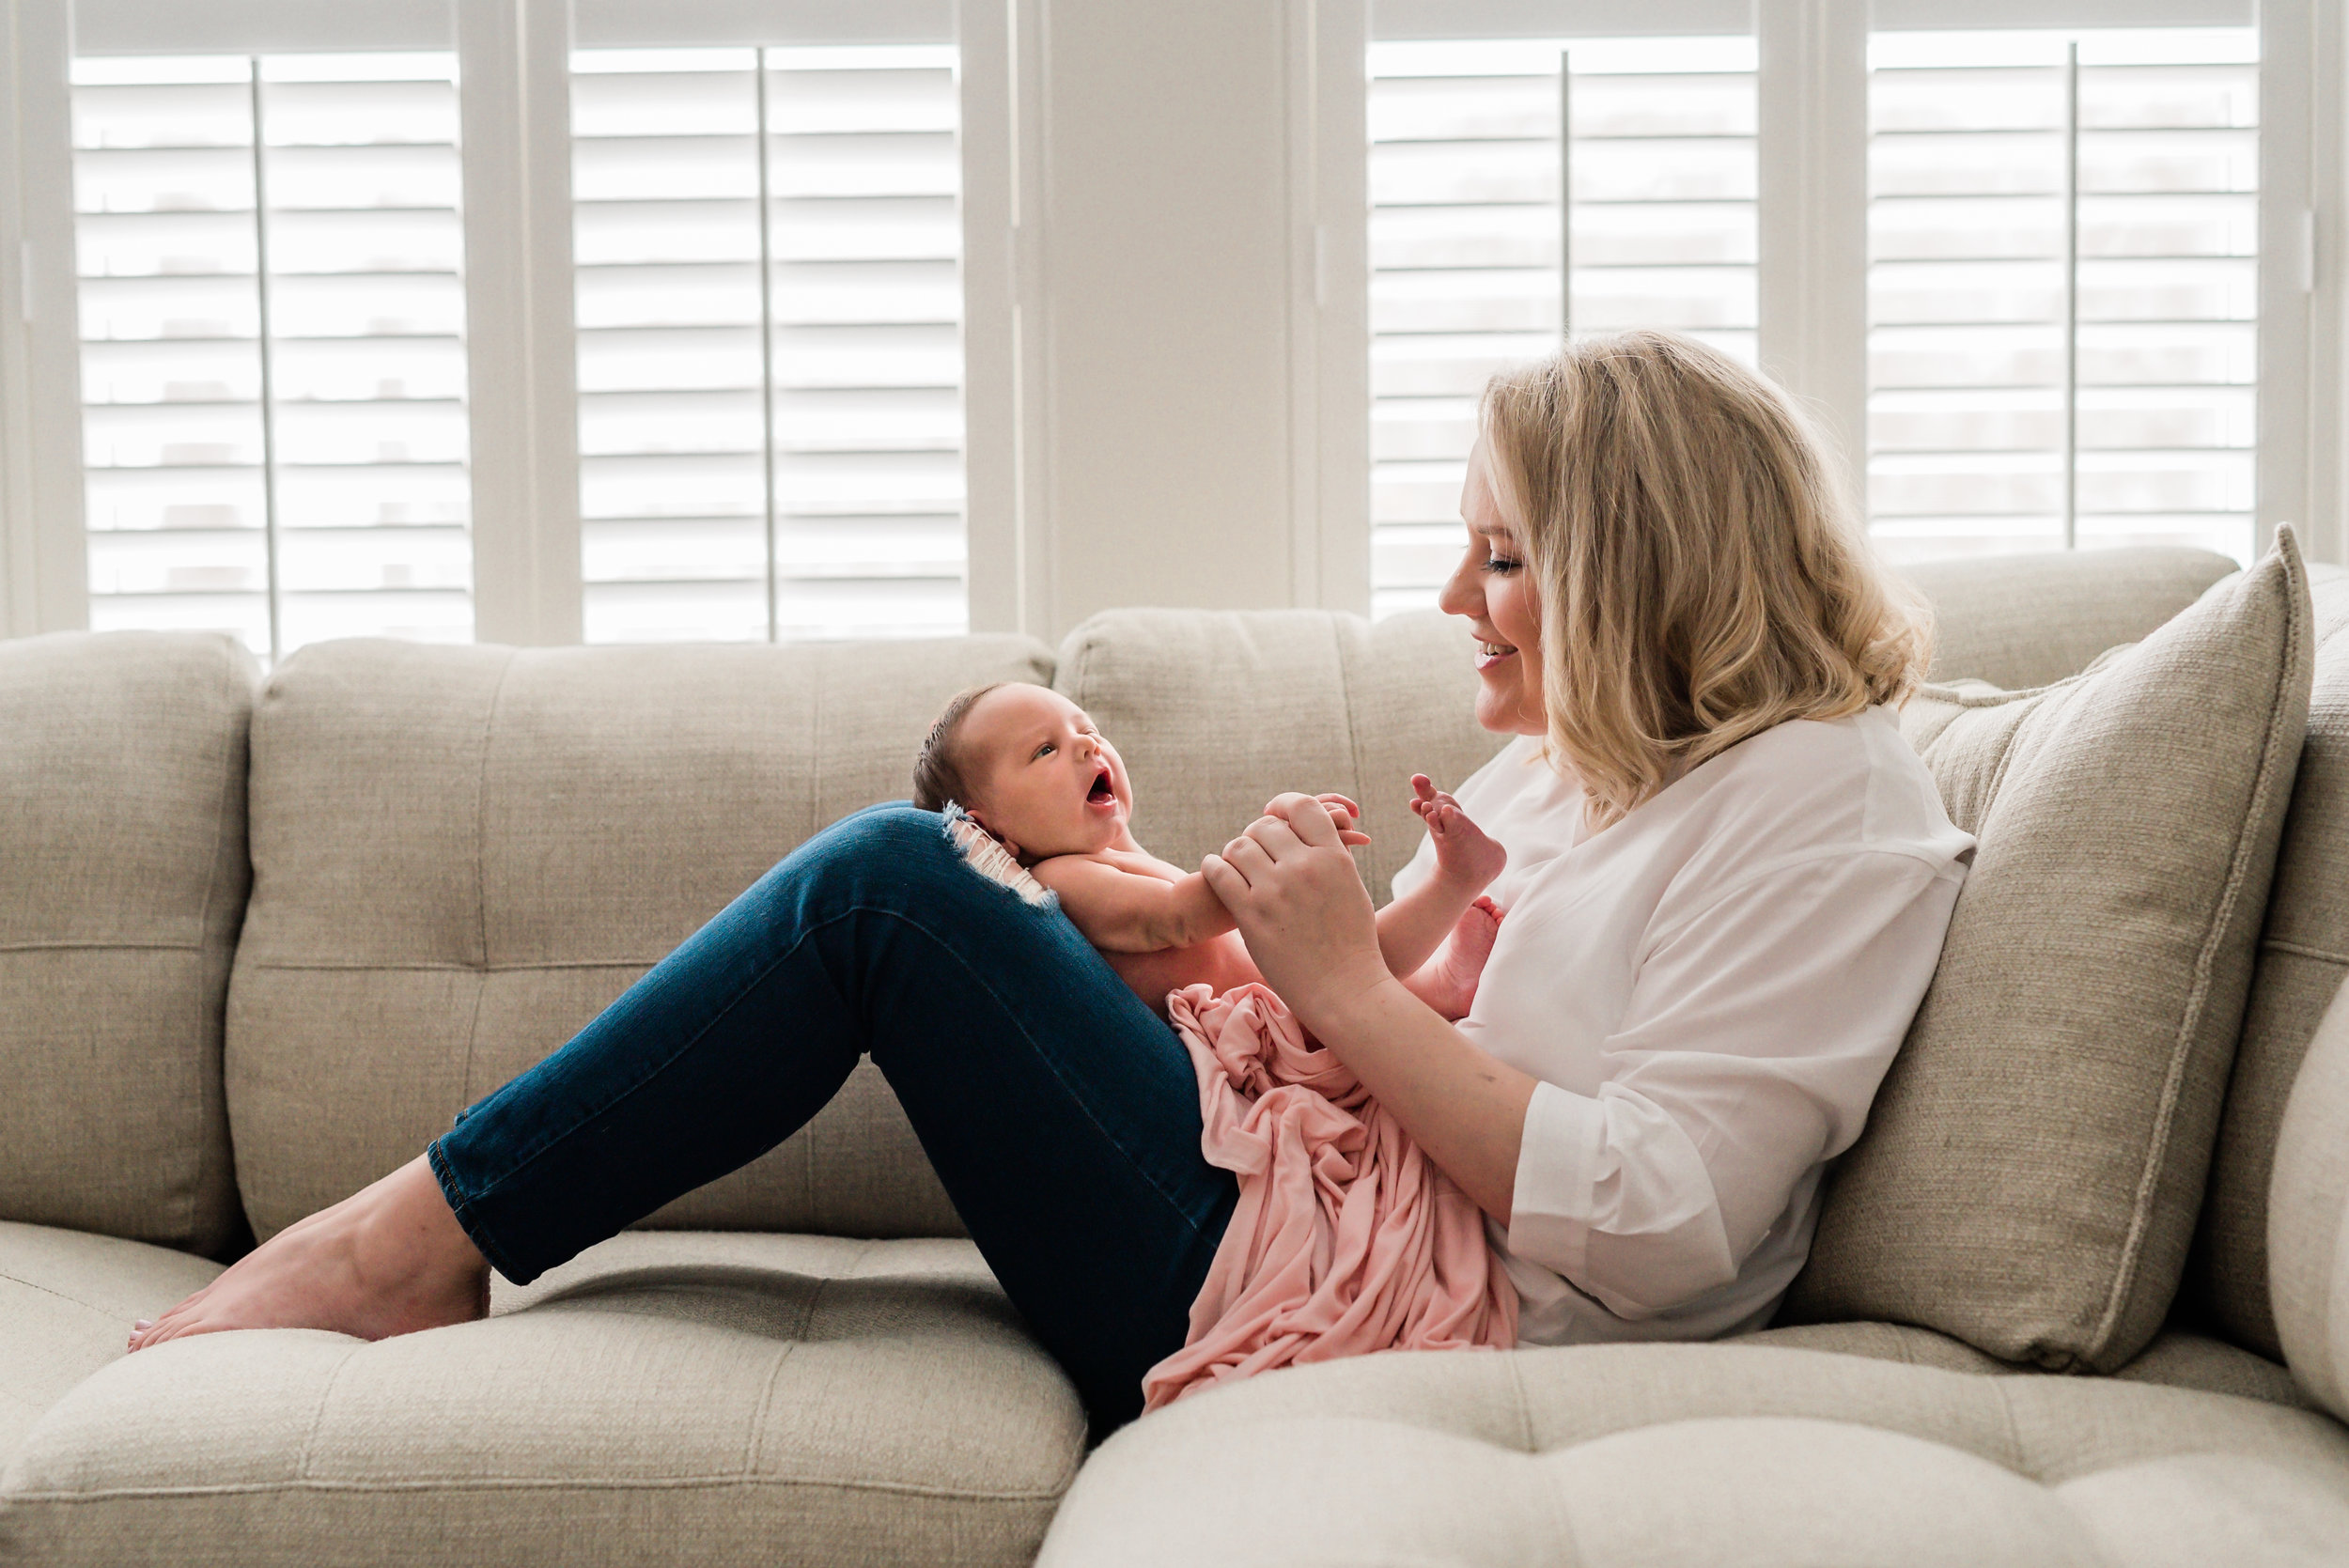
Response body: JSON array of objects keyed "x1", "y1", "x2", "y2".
[{"x1": 1088, "y1": 768, "x2": 1114, "y2": 804}]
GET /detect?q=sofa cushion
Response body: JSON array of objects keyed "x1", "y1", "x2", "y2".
[
  {"x1": 2271, "y1": 973, "x2": 2349, "y2": 1422},
  {"x1": 1054, "y1": 608, "x2": 1507, "y2": 904},
  {"x1": 1782, "y1": 532, "x2": 2312, "y2": 1372},
  {"x1": 0, "y1": 1222, "x2": 222, "y2": 1471},
  {"x1": 1746, "y1": 1319, "x2": 2311, "y2": 1411},
  {"x1": 1902, "y1": 546, "x2": 2237, "y2": 691},
  {"x1": 0, "y1": 1232, "x2": 1084, "y2": 1568},
  {"x1": 227, "y1": 637, "x2": 1054, "y2": 1243},
  {"x1": 1035, "y1": 1342, "x2": 2349, "y2": 1567},
  {"x1": 2188, "y1": 564, "x2": 2349, "y2": 1358},
  {"x1": 0, "y1": 630, "x2": 254, "y2": 1256}
]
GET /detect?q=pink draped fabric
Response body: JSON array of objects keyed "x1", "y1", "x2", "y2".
[{"x1": 1141, "y1": 982, "x2": 1519, "y2": 1411}]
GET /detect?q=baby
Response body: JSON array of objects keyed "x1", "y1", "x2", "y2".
[{"x1": 911, "y1": 681, "x2": 1506, "y2": 1019}]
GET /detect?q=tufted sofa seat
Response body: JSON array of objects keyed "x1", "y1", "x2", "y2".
[{"x1": 1037, "y1": 1341, "x2": 2349, "y2": 1566}]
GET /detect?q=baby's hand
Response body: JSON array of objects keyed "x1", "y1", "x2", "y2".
[
  {"x1": 1411, "y1": 774, "x2": 1506, "y2": 891},
  {"x1": 1264, "y1": 791, "x2": 1372, "y2": 847}
]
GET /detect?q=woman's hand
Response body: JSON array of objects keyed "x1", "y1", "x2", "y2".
[{"x1": 1201, "y1": 795, "x2": 1388, "y2": 1022}]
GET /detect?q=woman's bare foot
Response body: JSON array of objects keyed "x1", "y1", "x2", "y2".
[
  {"x1": 128, "y1": 1155, "x2": 489, "y2": 1353},
  {"x1": 1421, "y1": 896, "x2": 1503, "y2": 1020}
]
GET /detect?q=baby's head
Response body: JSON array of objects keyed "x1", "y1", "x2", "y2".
[{"x1": 912, "y1": 681, "x2": 1137, "y2": 861}]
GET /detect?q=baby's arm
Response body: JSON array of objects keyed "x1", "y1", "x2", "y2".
[
  {"x1": 1376, "y1": 775, "x2": 1507, "y2": 978},
  {"x1": 1031, "y1": 857, "x2": 1237, "y2": 954}
]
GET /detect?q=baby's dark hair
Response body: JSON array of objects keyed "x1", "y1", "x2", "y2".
[{"x1": 911, "y1": 681, "x2": 1008, "y2": 813}]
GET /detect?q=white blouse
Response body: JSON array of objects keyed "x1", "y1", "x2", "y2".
[{"x1": 1388, "y1": 707, "x2": 1973, "y2": 1345}]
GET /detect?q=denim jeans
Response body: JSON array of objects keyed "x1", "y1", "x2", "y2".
[{"x1": 428, "y1": 802, "x2": 1237, "y2": 1430}]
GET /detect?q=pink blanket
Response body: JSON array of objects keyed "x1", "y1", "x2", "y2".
[{"x1": 1141, "y1": 982, "x2": 1518, "y2": 1411}]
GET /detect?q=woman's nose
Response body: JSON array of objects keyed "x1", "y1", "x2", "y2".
[{"x1": 1437, "y1": 547, "x2": 1479, "y2": 617}]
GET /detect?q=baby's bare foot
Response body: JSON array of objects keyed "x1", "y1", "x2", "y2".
[
  {"x1": 128, "y1": 1156, "x2": 489, "y2": 1353},
  {"x1": 1411, "y1": 775, "x2": 1507, "y2": 891},
  {"x1": 1423, "y1": 896, "x2": 1503, "y2": 1020}
]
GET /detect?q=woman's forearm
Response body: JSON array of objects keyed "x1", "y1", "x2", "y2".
[{"x1": 1304, "y1": 972, "x2": 1535, "y2": 1225}]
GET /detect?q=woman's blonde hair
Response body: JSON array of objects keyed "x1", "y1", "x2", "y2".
[{"x1": 1481, "y1": 329, "x2": 1931, "y2": 830}]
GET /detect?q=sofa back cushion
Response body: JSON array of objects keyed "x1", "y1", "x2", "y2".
[
  {"x1": 1901, "y1": 546, "x2": 2236, "y2": 691},
  {"x1": 1783, "y1": 533, "x2": 2312, "y2": 1371},
  {"x1": 228, "y1": 636, "x2": 1054, "y2": 1242},
  {"x1": 2186, "y1": 566, "x2": 2349, "y2": 1358},
  {"x1": 1052, "y1": 609, "x2": 1507, "y2": 905},
  {"x1": 0, "y1": 631, "x2": 254, "y2": 1255}
]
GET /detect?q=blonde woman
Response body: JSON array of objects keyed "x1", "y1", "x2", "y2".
[{"x1": 128, "y1": 331, "x2": 1973, "y2": 1429}]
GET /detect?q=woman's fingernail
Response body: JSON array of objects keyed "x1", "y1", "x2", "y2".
[{"x1": 133, "y1": 1320, "x2": 151, "y2": 1330}]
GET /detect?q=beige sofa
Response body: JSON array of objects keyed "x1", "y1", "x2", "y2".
[{"x1": 2, "y1": 543, "x2": 2346, "y2": 1565}]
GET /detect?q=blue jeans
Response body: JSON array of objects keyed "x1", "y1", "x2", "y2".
[{"x1": 428, "y1": 803, "x2": 1237, "y2": 1430}]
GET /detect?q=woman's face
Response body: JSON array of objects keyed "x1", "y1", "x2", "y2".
[{"x1": 1438, "y1": 441, "x2": 1547, "y2": 736}]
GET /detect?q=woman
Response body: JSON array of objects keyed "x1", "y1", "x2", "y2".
[{"x1": 128, "y1": 331, "x2": 1972, "y2": 1431}]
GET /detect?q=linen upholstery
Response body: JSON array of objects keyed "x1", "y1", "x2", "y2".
[
  {"x1": 226, "y1": 637, "x2": 1054, "y2": 1242},
  {"x1": 0, "y1": 1222, "x2": 222, "y2": 1472},
  {"x1": 1902, "y1": 546, "x2": 2236, "y2": 691},
  {"x1": 1784, "y1": 534, "x2": 2313, "y2": 1371},
  {"x1": 1035, "y1": 1343, "x2": 2349, "y2": 1567},
  {"x1": 2271, "y1": 981, "x2": 2349, "y2": 1422},
  {"x1": 0, "y1": 630, "x2": 254, "y2": 1256},
  {"x1": 0, "y1": 1232, "x2": 1084, "y2": 1568},
  {"x1": 1745, "y1": 1320, "x2": 2312, "y2": 1411},
  {"x1": 2189, "y1": 566, "x2": 2349, "y2": 1358},
  {"x1": 1054, "y1": 608, "x2": 1506, "y2": 905}
]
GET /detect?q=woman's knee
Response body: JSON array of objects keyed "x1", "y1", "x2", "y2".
[{"x1": 770, "y1": 802, "x2": 1055, "y2": 920}]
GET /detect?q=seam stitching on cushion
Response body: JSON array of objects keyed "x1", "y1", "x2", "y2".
[
  {"x1": 2262, "y1": 938, "x2": 2349, "y2": 966},
  {"x1": 0, "y1": 1273, "x2": 117, "y2": 1316},
  {"x1": 294, "y1": 1342, "x2": 367, "y2": 1483},
  {"x1": 1989, "y1": 1378, "x2": 2032, "y2": 1481},
  {"x1": 8, "y1": 1475, "x2": 1071, "y2": 1504},
  {"x1": 243, "y1": 958, "x2": 657, "y2": 973},
  {"x1": 184, "y1": 636, "x2": 242, "y2": 1248},
  {"x1": 740, "y1": 1337, "x2": 801, "y2": 1481},
  {"x1": 458, "y1": 651, "x2": 518, "y2": 1105},
  {"x1": 2092, "y1": 549, "x2": 2308, "y2": 1361},
  {"x1": 0, "y1": 940, "x2": 206, "y2": 954},
  {"x1": 1508, "y1": 1358, "x2": 1585, "y2": 1567}
]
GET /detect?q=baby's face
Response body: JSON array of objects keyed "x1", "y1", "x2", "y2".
[{"x1": 959, "y1": 684, "x2": 1137, "y2": 860}]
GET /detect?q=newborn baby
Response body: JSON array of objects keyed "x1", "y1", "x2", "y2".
[{"x1": 911, "y1": 681, "x2": 1506, "y2": 1019}]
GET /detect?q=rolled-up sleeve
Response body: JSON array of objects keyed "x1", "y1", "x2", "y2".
[{"x1": 1503, "y1": 846, "x2": 1963, "y2": 1320}]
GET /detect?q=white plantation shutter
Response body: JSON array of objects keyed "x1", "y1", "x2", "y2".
[
  {"x1": 571, "y1": 44, "x2": 963, "y2": 644},
  {"x1": 1868, "y1": 26, "x2": 2259, "y2": 565},
  {"x1": 1367, "y1": 34, "x2": 1758, "y2": 617},
  {"x1": 72, "y1": 50, "x2": 470, "y2": 660}
]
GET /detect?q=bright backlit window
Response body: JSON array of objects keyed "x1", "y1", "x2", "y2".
[
  {"x1": 1367, "y1": 36, "x2": 1758, "y2": 616},
  {"x1": 1867, "y1": 26, "x2": 2259, "y2": 564},
  {"x1": 571, "y1": 45, "x2": 964, "y2": 644},
  {"x1": 71, "y1": 52, "x2": 471, "y2": 659}
]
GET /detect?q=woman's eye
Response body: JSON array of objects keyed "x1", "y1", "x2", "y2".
[{"x1": 1485, "y1": 554, "x2": 1521, "y2": 575}]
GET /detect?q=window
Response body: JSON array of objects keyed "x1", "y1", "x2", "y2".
[
  {"x1": 571, "y1": 44, "x2": 965, "y2": 644},
  {"x1": 1366, "y1": 33, "x2": 1758, "y2": 616},
  {"x1": 72, "y1": 51, "x2": 470, "y2": 658},
  {"x1": 37, "y1": 0, "x2": 964, "y2": 660},
  {"x1": 1867, "y1": 26, "x2": 2259, "y2": 564}
]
